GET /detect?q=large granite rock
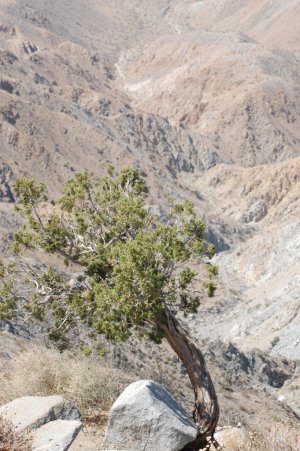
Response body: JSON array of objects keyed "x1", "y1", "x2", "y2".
[
  {"x1": 0, "y1": 395, "x2": 80, "y2": 432},
  {"x1": 103, "y1": 380, "x2": 198, "y2": 451},
  {"x1": 32, "y1": 419, "x2": 82, "y2": 451}
]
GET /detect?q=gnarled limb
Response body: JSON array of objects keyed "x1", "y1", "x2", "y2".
[{"x1": 155, "y1": 308, "x2": 219, "y2": 450}]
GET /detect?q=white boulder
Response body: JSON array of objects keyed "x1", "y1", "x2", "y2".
[
  {"x1": 0, "y1": 395, "x2": 80, "y2": 432},
  {"x1": 32, "y1": 419, "x2": 82, "y2": 451},
  {"x1": 103, "y1": 380, "x2": 198, "y2": 451}
]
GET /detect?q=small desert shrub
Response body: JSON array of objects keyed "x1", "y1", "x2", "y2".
[
  {"x1": 0, "y1": 417, "x2": 31, "y2": 451},
  {"x1": 0, "y1": 346, "x2": 134, "y2": 417}
]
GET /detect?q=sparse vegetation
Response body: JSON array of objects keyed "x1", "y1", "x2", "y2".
[
  {"x1": 0, "y1": 345, "x2": 133, "y2": 417},
  {"x1": 0, "y1": 416, "x2": 31, "y2": 451}
]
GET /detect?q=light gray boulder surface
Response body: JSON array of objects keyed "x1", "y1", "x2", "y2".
[
  {"x1": 0, "y1": 395, "x2": 80, "y2": 432},
  {"x1": 103, "y1": 380, "x2": 198, "y2": 451},
  {"x1": 32, "y1": 419, "x2": 82, "y2": 451}
]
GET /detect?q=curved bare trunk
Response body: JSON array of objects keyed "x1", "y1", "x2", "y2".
[{"x1": 155, "y1": 308, "x2": 219, "y2": 450}]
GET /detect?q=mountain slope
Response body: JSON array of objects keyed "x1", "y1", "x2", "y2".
[{"x1": 0, "y1": 0, "x2": 299, "y2": 423}]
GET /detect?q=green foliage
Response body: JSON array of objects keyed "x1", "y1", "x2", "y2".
[
  {"x1": 206, "y1": 263, "x2": 218, "y2": 277},
  {"x1": 203, "y1": 280, "x2": 217, "y2": 297},
  {"x1": 207, "y1": 243, "x2": 216, "y2": 259},
  {"x1": 80, "y1": 346, "x2": 92, "y2": 357},
  {"x1": 0, "y1": 167, "x2": 218, "y2": 344}
]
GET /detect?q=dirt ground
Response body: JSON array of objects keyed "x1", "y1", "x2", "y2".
[{"x1": 69, "y1": 417, "x2": 107, "y2": 451}]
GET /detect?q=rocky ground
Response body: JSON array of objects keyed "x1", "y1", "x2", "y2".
[{"x1": 0, "y1": 0, "x2": 299, "y2": 446}]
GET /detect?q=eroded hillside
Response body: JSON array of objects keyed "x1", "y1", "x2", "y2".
[{"x1": 0, "y1": 0, "x2": 299, "y2": 426}]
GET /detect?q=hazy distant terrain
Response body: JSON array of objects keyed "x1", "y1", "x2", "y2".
[{"x1": 0, "y1": 0, "x2": 299, "y2": 427}]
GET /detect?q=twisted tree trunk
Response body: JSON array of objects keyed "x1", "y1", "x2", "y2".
[{"x1": 155, "y1": 308, "x2": 219, "y2": 450}]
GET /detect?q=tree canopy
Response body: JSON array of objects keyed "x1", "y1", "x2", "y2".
[{"x1": 0, "y1": 167, "x2": 217, "y2": 344}]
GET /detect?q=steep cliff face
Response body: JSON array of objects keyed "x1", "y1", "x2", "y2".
[{"x1": 0, "y1": 0, "x2": 299, "y2": 421}]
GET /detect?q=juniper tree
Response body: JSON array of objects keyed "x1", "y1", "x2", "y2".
[{"x1": 0, "y1": 167, "x2": 219, "y2": 449}]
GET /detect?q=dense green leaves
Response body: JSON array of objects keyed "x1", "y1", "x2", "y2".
[{"x1": 0, "y1": 167, "x2": 218, "y2": 343}]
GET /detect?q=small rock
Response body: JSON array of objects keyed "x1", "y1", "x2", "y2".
[
  {"x1": 0, "y1": 395, "x2": 81, "y2": 432},
  {"x1": 214, "y1": 427, "x2": 251, "y2": 450},
  {"x1": 103, "y1": 380, "x2": 198, "y2": 451},
  {"x1": 32, "y1": 419, "x2": 82, "y2": 451},
  {"x1": 23, "y1": 41, "x2": 38, "y2": 54},
  {"x1": 241, "y1": 200, "x2": 267, "y2": 223}
]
